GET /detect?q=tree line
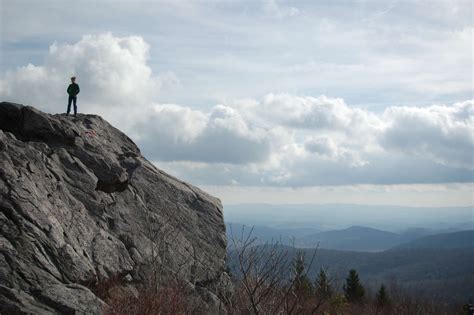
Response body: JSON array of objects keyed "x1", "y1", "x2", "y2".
[{"x1": 226, "y1": 225, "x2": 465, "y2": 314}]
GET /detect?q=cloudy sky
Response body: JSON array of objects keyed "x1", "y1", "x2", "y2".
[{"x1": 1, "y1": 0, "x2": 473, "y2": 206}]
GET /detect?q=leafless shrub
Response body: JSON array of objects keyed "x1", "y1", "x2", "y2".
[
  {"x1": 228, "y1": 224, "x2": 320, "y2": 314},
  {"x1": 103, "y1": 279, "x2": 205, "y2": 315}
]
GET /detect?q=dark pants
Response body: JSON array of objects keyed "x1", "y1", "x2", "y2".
[{"x1": 67, "y1": 96, "x2": 77, "y2": 115}]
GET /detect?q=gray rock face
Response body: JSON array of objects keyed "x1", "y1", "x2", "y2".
[{"x1": 0, "y1": 103, "x2": 229, "y2": 314}]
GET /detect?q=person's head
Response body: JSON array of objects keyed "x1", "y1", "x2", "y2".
[{"x1": 71, "y1": 76, "x2": 76, "y2": 82}]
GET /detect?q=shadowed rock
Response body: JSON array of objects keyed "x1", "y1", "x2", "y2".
[{"x1": 0, "y1": 102, "x2": 230, "y2": 314}]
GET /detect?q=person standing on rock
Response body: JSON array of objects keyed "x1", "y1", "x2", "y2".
[{"x1": 66, "y1": 76, "x2": 80, "y2": 116}]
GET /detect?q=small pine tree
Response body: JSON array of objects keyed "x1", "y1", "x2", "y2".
[
  {"x1": 343, "y1": 269, "x2": 365, "y2": 303},
  {"x1": 375, "y1": 284, "x2": 390, "y2": 307},
  {"x1": 314, "y1": 267, "x2": 333, "y2": 299},
  {"x1": 293, "y1": 252, "x2": 313, "y2": 297}
]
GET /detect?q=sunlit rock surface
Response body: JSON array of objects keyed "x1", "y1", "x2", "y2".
[{"x1": 0, "y1": 102, "x2": 229, "y2": 314}]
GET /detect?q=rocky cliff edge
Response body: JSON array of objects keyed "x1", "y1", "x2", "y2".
[{"x1": 0, "y1": 102, "x2": 230, "y2": 314}]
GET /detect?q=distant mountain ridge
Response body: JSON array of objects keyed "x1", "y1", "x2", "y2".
[
  {"x1": 226, "y1": 223, "x2": 474, "y2": 252},
  {"x1": 297, "y1": 226, "x2": 401, "y2": 251},
  {"x1": 224, "y1": 203, "x2": 474, "y2": 231},
  {"x1": 393, "y1": 230, "x2": 474, "y2": 250},
  {"x1": 226, "y1": 223, "x2": 319, "y2": 245}
]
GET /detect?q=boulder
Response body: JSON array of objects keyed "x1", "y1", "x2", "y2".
[{"x1": 0, "y1": 103, "x2": 230, "y2": 314}]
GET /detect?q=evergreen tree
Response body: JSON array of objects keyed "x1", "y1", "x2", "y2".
[
  {"x1": 292, "y1": 252, "x2": 313, "y2": 296},
  {"x1": 375, "y1": 284, "x2": 390, "y2": 307},
  {"x1": 314, "y1": 267, "x2": 333, "y2": 299},
  {"x1": 343, "y1": 269, "x2": 365, "y2": 303}
]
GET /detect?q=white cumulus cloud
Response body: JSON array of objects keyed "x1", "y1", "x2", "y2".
[
  {"x1": 137, "y1": 103, "x2": 273, "y2": 164},
  {"x1": 1, "y1": 33, "x2": 165, "y2": 131},
  {"x1": 1, "y1": 34, "x2": 473, "y2": 186},
  {"x1": 380, "y1": 100, "x2": 474, "y2": 169}
]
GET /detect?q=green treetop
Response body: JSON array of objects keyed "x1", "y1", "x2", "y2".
[
  {"x1": 292, "y1": 253, "x2": 313, "y2": 297},
  {"x1": 315, "y1": 267, "x2": 333, "y2": 299},
  {"x1": 343, "y1": 269, "x2": 365, "y2": 303},
  {"x1": 375, "y1": 284, "x2": 390, "y2": 307}
]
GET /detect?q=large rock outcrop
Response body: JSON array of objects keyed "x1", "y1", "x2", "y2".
[{"x1": 0, "y1": 103, "x2": 230, "y2": 314}]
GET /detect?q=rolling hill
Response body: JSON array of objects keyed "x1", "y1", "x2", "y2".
[
  {"x1": 227, "y1": 245, "x2": 474, "y2": 304},
  {"x1": 393, "y1": 230, "x2": 474, "y2": 250},
  {"x1": 297, "y1": 226, "x2": 402, "y2": 251}
]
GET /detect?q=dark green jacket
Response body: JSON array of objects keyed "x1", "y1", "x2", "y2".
[{"x1": 67, "y1": 83, "x2": 80, "y2": 97}]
